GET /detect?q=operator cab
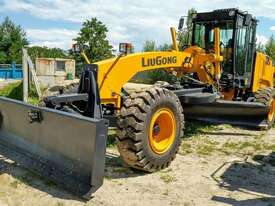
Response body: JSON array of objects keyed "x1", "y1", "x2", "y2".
[{"x1": 191, "y1": 8, "x2": 258, "y2": 89}]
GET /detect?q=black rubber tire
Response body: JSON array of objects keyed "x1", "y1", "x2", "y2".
[
  {"x1": 254, "y1": 88, "x2": 275, "y2": 127},
  {"x1": 254, "y1": 88, "x2": 272, "y2": 106},
  {"x1": 116, "y1": 86, "x2": 184, "y2": 172}
]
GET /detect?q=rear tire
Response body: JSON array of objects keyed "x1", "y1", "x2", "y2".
[
  {"x1": 255, "y1": 88, "x2": 275, "y2": 128},
  {"x1": 116, "y1": 86, "x2": 184, "y2": 172}
]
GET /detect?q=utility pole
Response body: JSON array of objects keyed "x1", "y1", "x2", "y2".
[{"x1": 22, "y1": 48, "x2": 28, "y2": 102}]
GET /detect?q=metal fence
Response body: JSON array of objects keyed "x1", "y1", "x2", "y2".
[{"x1": 0, "y1": 63, "x2": 23, "y2": 79}]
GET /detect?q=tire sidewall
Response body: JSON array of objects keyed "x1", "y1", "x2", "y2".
[{"x1": 141, "y1": 93, "x2": 183, "y2": 166}]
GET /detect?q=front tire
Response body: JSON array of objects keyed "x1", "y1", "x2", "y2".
[
  {"x1": 116, "y1": 86, "x2": 184, "y2": 172},
  {"x1": 255, "y1": 88, "x2": 275, "y2": 128}
]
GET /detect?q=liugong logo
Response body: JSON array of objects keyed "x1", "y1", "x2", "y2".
[{"x1": 142, "y1": 56, "x2": 177, "y2": 67}]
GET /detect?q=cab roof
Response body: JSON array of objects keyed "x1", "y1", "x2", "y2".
[{"x1": 193, "y1": 8, "x2": 257, "y2": 23}]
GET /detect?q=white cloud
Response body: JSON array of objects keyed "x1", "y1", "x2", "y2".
[
  {"x1": 256, "y1": 34, "x2": 269, "y2": 45},
  {"x1": 26, "y1": 29, "x2": 78, "y2": 49},
  {"x1": 270, "y1": 26, "x2": 275, "y2": 31},
  {"x1": 2, "y1": 0, "x2": 275, "y2": 50}
]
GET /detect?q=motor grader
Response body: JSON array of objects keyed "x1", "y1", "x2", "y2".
[{"x1": 0, "y1": 8, "x2": 274, "y2": 199}]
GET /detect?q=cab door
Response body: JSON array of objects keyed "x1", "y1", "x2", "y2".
[{"x1": 234, "y1": 15, "x2": 257, "y2": 88}]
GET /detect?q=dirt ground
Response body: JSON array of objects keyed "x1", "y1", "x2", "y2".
[{"x1": 0, "y1": 122, "x2": 275, "y2": 206}]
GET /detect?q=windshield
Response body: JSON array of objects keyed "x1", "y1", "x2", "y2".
[{"x1": 193, "y1": 21, "x2": 234, "y2": 73}]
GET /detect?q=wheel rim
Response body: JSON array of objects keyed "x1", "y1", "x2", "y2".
[
  {"x1": 268, "y1": 99, "x2": 275, "y2": 122},
  {"x1": 149, "y1": 108, "x2": 176, "y2": 154}
]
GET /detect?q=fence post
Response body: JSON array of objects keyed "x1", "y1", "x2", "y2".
[
  {"x1": 11, "y1": 62, "x2": 16, "y2": 79},
  {"x1": 22, "y1": 48, "x2": 28, "y2": 102},
  {"x1": 27, "y1": 55, "x2": 42, "y2": 100}
]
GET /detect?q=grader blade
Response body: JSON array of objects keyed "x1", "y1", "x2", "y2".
[
  {"x1": 0, "y1": 97, "x2": 108, "y2": 199},
  {"x1": 183, "y1": 100, "x2": 270, "y2": 129}
]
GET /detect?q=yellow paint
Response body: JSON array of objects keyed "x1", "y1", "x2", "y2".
[
  {"x1": 170, "y1": 27, "x2": 179, "y2": 51},
  {"x1": 214, "y1": 27, "x2": 222, "y2": 79},
  {"x1": 268, "y1": 99, "x2": 275, "y2": 122},
  {"x1": 95, "y1": 51, "x2": 192, "y2": 106},
  {"x1": 148, "y1": 108, "x2": 176, "y2": 154},
  {"x1": 95, "y1": 46, "x2": 224, "y2": 107},
  {"x1": 252, "y1": 52, "x2": 274, "y2": 92},
  {"x1": 95, "y1": 33, "x2": 225, "y2": 107},
  {"x1": 81, "y1": 52, "x2": 91, "y2": 64},
  {"x1": 91, "y1": 26, "x2": 274, "y2": 109}
]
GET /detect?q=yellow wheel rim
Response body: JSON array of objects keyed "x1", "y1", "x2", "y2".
[
  {"x1": 268, "y1": 99, "x2": 275, "y2": 122},
  {"x1": 149, "y1": 108, "x2": 176, "y2": 154}
]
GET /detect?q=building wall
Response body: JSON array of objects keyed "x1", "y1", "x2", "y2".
[{"x1": 35, "y1": 58, "x2": 75, "y2": 87}]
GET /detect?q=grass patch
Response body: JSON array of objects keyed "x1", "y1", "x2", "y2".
[
  {"x1": 195, "y1": 138, "x2": 219, "y2": 156},
  {"x1": 160, "y1": 173, "x2": 176, "y2": 183},
  {"x1": 222, "y1": 124, "x2": 234, "y2": 129},
  {"x1": 196, "y1": 144, "x2": 216, "y2": 156},
  {"x1": 107, "y1": 129, "x2": 117, "y2": 148},
  {"x1": 237, "y1": 141, "x2": 265, "y2": 151},
  {"x1": 266, "y1": 144, "x2": 275, "y2": 150},
  {"x1": 222, "y1": 142, "x2": 239, "y2": 150},
  {"x1": 180, "y1": 143, "x2": 193, "y2": 155},
  {"x1": 9, "y1": 173, "x2": 33, "y2": 189},
  {"x1": 159, "y1": 168, "x2": 173, "y2": 174},
  {"x1": 184, "y1": 121, "x2": 219, "y2": 138},
  {"x1": 0, "y1": 81, "x2": 42, "y2": 105},
  {"x1": 9, "y1": 180, "x2": 21, "y2": 188},
  {"x1": 180, "y1": 136, "x2": 220, "y2": 156},
  {"x1": 181, "y1": 130, "x2": 275, "y2": 157},
  {"x1": 12, "y1": 171, "x2": 57, "y2": 189},
  {"x1": 112, "y1": 167, "x2": 130, "y2": 173},
  {"x1": 162, "y1": 189, "x2": 169, "y2": 196},
  {"x1": 0, "y1": 81, "x2": 22, "y2": 100},
  {"x1": 56, "y1": 202, "x2": 65, "y2": 206},
  {"x1": 238, "y1": 141, "x2": 262, "y2": 151},
  {"x1": 220, "y1": 139, "x2": 275, "y2": 155}
]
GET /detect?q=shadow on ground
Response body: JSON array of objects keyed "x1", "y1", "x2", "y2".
[
  {"x1": 212, "y1": 152, "x2": 275, "y2": 206},
  {"x1": 105, "y1": 152, "x2": 146, "y2": 179},
  {"x1": 106, "y1": 131, "x2": 146, "y2": 178},
  {"x1": 212, "y1": 196, "x2": 275, "y2": 206},
  {"x1": 0, "y1": 156, "x2": 86, "y2": 202},
  {"x1": 0, "y1": 149, "x2": 146, "y2": 202}
]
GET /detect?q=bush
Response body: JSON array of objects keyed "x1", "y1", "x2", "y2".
[
  {"x1": 0, "y1": 81, "x2": 40, "y2": 105},
  {"x1": 147, "y1": 69, "x2": 177, "y2": 84}
]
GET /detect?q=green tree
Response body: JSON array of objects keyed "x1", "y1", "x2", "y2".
[
  {"x1": 265, "y1": 35, "x2": 275, "y2": 62},
  {"x1": 72, "y1": 18, "x2": 114, "y2": 63},
  {"x1": 139, "y1": 42, "x2": 176, "y2": 83},
  {"x1": 178, "y1": 8, "x2": 197, "y2": 49},
  {"x1": 157, "y1": 43, "x2": 172, "y2": 51},
  {"x1": 143, "y1": 41, "x2": 171, "y2": 52},
  {"x1": 143, "y1": 40, "x2": 157, "y2": 52},
  {"x1": 0, "y1": 17, "x2": 28, "y2": 63},
  {"x1": 28, "y1": 46, "x2": 68, "y2": 62}
]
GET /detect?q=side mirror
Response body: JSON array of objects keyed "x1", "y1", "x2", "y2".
[
  {"x1": 178, "y1": 17, "x2": 185, "y2": 30},
  {"x1": 119, "y1": 43, "x2": 132, "y2": 55}
]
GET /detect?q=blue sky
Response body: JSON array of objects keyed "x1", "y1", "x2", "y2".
[{"x1": 0, "y1": 0, "x2": 274, "y2": 51}]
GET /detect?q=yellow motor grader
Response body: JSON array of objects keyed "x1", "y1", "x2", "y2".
[{"x1": 0, "y1": 8, "x2": 274, "y2": 199}]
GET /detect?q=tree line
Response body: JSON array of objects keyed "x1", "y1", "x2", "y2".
[
  {"x1": 0, "y1": 17, "x2": 114, "y2": 65},
  {"x1": 142, "y1": 8, "x2": 275, "y2": 63},
  {"x1": 0, "y1": 11, "x2": 275, "y2": 66}
]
